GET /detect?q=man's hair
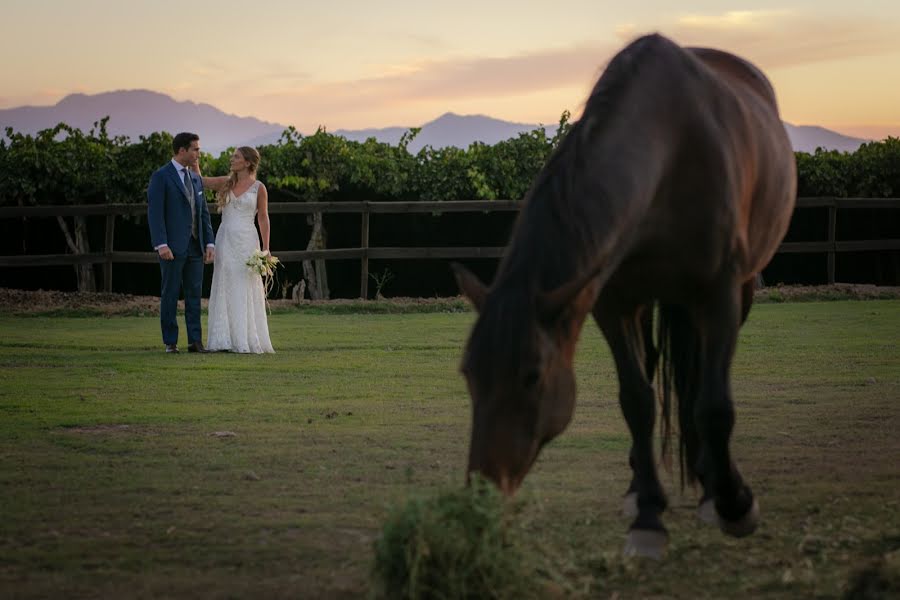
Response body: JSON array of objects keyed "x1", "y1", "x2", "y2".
[{"x1": 172, "y1": 132, "x2": 200, "y2": 155}]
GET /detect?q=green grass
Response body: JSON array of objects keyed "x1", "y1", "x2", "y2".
[{"x1": 1, "y1": 301, "x2": 898, "y2": 599}]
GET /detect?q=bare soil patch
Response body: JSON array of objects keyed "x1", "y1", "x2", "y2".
[
  {"x1": 0, "y1": 288, "x2": 162, "y2": 316},
  {"x1": 56, "y1": 424, "x2": 158, "y2": 435},
  {"x1": 0, "y1": 284, "x2": 897, "y2": 316},
  {"x1": 755, "y1": 282, "x2": 900, "y2": 302},
  {"x1": 0, "y1": 288, "x2": 470, "y2": 315}
]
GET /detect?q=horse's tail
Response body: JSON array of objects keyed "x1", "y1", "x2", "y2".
[{"x1": 656, "y1": 302, "x2": 701, "y2": 488}]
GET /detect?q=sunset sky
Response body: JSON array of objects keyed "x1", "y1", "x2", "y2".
[{"x1": 3, "y1": 0, "x2": 899, "y2": 139}]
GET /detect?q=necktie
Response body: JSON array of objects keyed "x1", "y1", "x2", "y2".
[{"x1": 183, "y1": 168, "x2": 197, "y2": 238}]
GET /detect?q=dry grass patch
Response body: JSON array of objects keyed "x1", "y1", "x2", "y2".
[{"x1": 2, "y1": 285, "x2": 899, "y2": 317}]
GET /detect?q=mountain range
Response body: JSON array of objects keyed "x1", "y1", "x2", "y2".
[{"x1": 0, "y1": 89, "x2": 870, "y2": 154}]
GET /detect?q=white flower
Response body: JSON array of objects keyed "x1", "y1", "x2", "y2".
[
  {"x1": 246, "y1": 249, "x2": 280, "y2": 278},
  {"x1": 246, "y1": 251, "x2": 281, "y2": 311}
]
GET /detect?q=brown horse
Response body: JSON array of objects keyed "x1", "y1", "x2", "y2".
[{"x1": 453, "y1": 34, "x2": 796, "y2": 558}]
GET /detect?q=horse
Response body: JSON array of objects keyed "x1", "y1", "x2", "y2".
[{"x1": 452, "y1": 34, "x2": 797, "y2": 559}]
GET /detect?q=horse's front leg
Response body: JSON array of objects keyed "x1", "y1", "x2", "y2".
[{"x1": 596, "y1": 304, "x2": 668, "y2": 559}]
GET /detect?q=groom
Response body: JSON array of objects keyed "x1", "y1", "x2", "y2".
[{"x1": 147, "y1": 132, "x2": 216, "y2": 353}]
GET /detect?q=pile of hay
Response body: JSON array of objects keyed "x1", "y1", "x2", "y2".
[{"x1": 372, "y1": 476, "x2": 545, "y2": 599}]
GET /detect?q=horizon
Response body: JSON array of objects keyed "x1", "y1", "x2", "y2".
[
  {"x1": 3, "y1": 1, "x2": 899, "y2": 140},
  {"x1": 1, "y1": 88, "x2": 886, "y2": 143}
]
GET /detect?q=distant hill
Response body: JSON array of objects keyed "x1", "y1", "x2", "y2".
[
  {"x1": 340, "y1": 115, "x2": 868, "y2": 154},
  {"x1": 783, "y1": 123, "x2": 867, "y2": 153},
  {"x1": 336, "y1": 113, "x2": 560, "y2": 154},
  {"x1": 0, "y1": 90, "x2": 870, "y2": 154},
  {"x1": 0, "y1": 90, "x2": 285, "y2": 153}
]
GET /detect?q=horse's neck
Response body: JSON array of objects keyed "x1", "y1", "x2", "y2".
[
  {"x1": 497, "y1": 38, "x2": 717, "y2": 297},
  {"x1": 500, "y1": 129, "x2": 665, "y2": 294}
]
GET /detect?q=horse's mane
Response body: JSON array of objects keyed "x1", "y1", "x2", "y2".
[
  {"x1": 582, "y1": 34, "x2": 685, "y2": 137},
  {"x1": 468, "y1": 35, "x2": 693, "y2": 377},
  {"x1": 497, "y1": 35, "x2": 683, "y2": 293},
  {"x1": 465, "y1": 291, "x2": 535, "y2": 381}
]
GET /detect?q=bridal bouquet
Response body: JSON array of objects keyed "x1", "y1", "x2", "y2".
[
  {"x1": 247, "y1": 249, "x2": 280, "y2": 278},
  {"x1": 246, "y1": 250, "x2": 281, "y2": 302}
]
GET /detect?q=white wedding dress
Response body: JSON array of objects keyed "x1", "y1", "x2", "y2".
[{"x1": 207, "y1": 181, "x2": 274, "y2": 353}]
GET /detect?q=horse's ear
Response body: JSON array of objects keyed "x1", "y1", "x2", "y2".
[
  {"x1": 538, "y1": 265, "x2": 604, "y2": 323},
  {"x1": 451, "y1": 262, "x2": 487, "y2": 312}
]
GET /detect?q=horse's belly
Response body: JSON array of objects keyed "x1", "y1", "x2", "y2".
[{"x1": 605, "y1": 234, "x2": 736, "y2": 304}]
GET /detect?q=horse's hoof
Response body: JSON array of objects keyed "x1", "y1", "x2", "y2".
[
  {"x1": 697, "y1": 498, "x2": 717, "y2": 526},
  {"x1": 622, "y1": 492, "x2": 638, "y2": 518},
  {"x1": 718, "y1": 498, "x2": 760, "y2": 538},
  {"x1": 623, "y1": 529, "x2": 667, "y2": 560}
]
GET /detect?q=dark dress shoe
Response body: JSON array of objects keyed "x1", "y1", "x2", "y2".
[
  {"x1": 187, "y1": 341, "x2": 208, "y2": 353},
  {"x1": 165, "y1": 344, "x2": 179, "y2": 353}
]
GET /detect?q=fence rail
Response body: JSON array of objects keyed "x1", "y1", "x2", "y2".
[{"x1": 1, "y1": 197, "x2": 898, "y2": 297}]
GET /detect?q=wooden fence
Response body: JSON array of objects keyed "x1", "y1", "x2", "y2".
[{"x1": 1, "y1": 198, "x2": 898, "y2": 298}]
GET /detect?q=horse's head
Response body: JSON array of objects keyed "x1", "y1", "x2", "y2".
[{"x1": 453, "y1": 263, "x2": 599, "y2": 496}]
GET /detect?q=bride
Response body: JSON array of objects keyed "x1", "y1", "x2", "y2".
[{"x1": 197, "y1": 146, "x2": 275, "y2": 353}]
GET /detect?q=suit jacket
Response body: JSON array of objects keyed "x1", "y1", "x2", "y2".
[{"x1": 147, "y1": 163, "x2": 215, "y2": 254}]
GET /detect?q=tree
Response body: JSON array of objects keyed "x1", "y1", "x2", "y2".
[
  {"x1": 0, "y1": 120, "x2": 171, "y2": 291},
  {"x1": 260, "y1": 126, "x2": 419, "y2": 299}
]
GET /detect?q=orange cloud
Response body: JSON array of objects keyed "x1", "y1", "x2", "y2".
[
  {"x1": 167, "y1": 8, "x2": 900, "y2": 134},
  {"x1": 666, "y1": 9, "x2": 900, "y2": 69},
  {"x1": 276, "y1": 43, "x2": 611, "y2": 106},
  {"x1": 224, "y1": 41, "x2": 618, "y2": 129}
]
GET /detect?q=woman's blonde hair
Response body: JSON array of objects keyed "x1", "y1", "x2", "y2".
[{"x1": 216, "y1": 146, "x2": 261, "y2": 211}]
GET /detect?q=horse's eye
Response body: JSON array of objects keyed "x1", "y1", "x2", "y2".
[{"x1": 523, "y1": 369, "x2": 540, "y2": 388}]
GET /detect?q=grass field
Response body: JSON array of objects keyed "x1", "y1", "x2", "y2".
[{"x1": 1, "y1": 300, "x2": 898, "y2": 599}]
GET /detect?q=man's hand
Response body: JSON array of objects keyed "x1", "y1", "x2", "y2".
[
  {"x1": 157, "y1": 246, "x2": 174, "y2": 261},
  {"x1": 204, "y1": 246, "x2": 215, "y2": 264}
]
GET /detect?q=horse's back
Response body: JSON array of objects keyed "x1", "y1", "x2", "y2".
[
  {"x1": 591, "y1": 37, "x2": 796, "y2": 302},
  {"x1": 687, "y1": 46, "x2": 797, "y2": 275},
  {"x1": 688, "y1": 47, "x2": 779, "y2": 109}
]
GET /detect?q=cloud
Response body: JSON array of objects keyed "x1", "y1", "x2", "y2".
[
  {"x1": 240, "y1": 41, "x2": 616, "y2": 120},
  {"x1": 172, "y1": 8, "x2": 900, "y2": 130},
  {"x1": 186, "y1": 59, "x2": 312, "y2": 91},
  {"x1": 675, "y1": 10, "x2": 791, "y2": 30},
  {"x1": 665, "y1": 9, "x2": 900, "y2": 69},
  {"x1": 241, "y1": 8, "x2": 899, "y2": 122}
]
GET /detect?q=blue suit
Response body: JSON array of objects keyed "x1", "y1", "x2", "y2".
[{"x1": 147, "y1": 162, "x2": 215, "y2": 346}]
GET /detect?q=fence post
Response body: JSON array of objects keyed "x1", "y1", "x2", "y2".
[
  {"x1": 103, "y1": 213, "x2": 115, "y2": 292},
  {"x1": 827, "y1": 202, "x2": 837, "y2": 284},
  {"x1": 360, "y1": 203, "x2": 370, "y2": 299}
]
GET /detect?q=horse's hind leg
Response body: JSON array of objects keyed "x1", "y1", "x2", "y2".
[
  {"x1": 740, "y1": 277, "x2": 755, "y2": 324},
  {"x1": 695, "y1": 277, "x2": 754, "y2": 524},
  {"x1": 596, "y1": 303, "x2": 668, "y2": 559},
  {"x1": 694, "y1": 284, "x2": 759, "y2": 537},
  {"x1": 622, "y1": 308, "x2": 659, "y2": 519}
]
